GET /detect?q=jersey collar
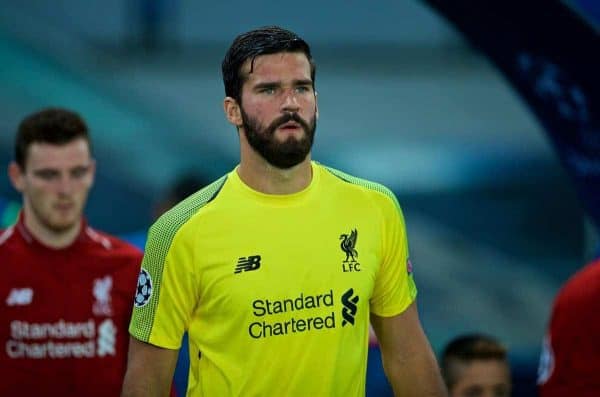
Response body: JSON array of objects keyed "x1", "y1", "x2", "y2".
[{"x1": 16, "y1": 211, "x2": 89, "y2": 250}]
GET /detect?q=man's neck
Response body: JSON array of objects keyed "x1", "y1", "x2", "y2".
[
  {"x1": 237, "y1": 151, "x2": 313, "y2": 195},
  {"x1": 24, "y1": 211, "x2": 81, "y2": 249}
]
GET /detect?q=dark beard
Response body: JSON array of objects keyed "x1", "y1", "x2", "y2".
[{"x1": 241, "y1": 108, "x2": 316, "y2": 169}]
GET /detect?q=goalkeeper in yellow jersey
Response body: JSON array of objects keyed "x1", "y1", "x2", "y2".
[{"x1": 122, "y1": 25, "x2": 446, "y2": 397}]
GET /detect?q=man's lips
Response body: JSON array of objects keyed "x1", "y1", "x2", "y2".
[
  {"x1": 54, "y1": 202, "x2": 74, "y2": 211},
  {"x1": 279, "y1": 121, "x2": 301, "y2": 129}
]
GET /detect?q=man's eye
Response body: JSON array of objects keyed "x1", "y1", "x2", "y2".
[
  {"x1": 260, "y1": 87, "x2": 276, "y2": 94},
  {"x1": 295, "y1": 86, "x2": 310, "y2": 93},
  {"x1": 71, "y1": 167, "x2": 88, "y2": 178},
  {"x1": 35, "y1": 170, "x2": 58, "y2": 180}
]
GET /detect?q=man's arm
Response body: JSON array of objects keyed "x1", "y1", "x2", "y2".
[
  {"x1": 121, "y1": 337, "x2": 180, "y2": 397},
  {"x1": 371, "y1": 301, "x2": 447, "y2": 397}
]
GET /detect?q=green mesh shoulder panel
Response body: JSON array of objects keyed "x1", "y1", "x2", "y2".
[
  {"x1": 322, "y1": 165, "x2": 401, "y2": 210},
  {"x1": 133, "y1": 175, "x2": 228, "y2": 342}
]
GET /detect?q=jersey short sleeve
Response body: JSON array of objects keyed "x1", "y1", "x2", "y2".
[
  {"x1": 369, "y1": 191, "x2": 417, "y2": 317},
  {"x1": 129, "y1": 221, "x2": 197, "y2": 348},
  {"x1": 129, "y1": 177, "x2": 226, "y2": 349}
]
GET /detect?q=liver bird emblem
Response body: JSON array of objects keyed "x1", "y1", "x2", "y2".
[{"x1": 340, "y1": 229, "x2": 358, "y2": 262}]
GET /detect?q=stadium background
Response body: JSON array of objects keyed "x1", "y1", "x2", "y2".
[{"x1": 1, "y1": 1, "x2": 598, "y2": 395}]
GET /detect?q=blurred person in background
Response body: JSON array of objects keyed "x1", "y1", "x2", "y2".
[
  {"x1": 441, "y1": 334, "x2": 512, "y2": 397},
  {"x1": 538, "y1": 257, "x2": 600, "y2": 396},
  {"x1": 153, "y1": 173, "x2": 208, "y2": 220},
  {"x1": 0, "y1": 108, "x2": 143, "y2": 396},
  {"x1": 122, "y1": 26, "x2": 446, "y2": 397}
]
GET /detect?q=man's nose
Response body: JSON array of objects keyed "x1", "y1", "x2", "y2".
[
  {"x1": 56, "y1": 174, "x2": 74, "y2": 194},
  {"x1": 281, "y1": 90, "x2": 300, "y2": 112}
]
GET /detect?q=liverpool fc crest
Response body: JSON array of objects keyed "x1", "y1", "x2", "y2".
[{"x1": 340, "y1": 229, "x2": 360, "y2": 272}]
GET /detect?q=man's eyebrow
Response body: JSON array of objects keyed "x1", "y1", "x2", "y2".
[
  {"x1": 253, "y1": 79, "x2": 313, "y2": 89},
  {"x1": 32, "y1": 164, "x2": 91, "y2": 174},
  {"x1": 70, "y1": 164, "x2": 90, "y2": 170},
  {"x1": 33, "y1": 167, "x2": 59, "y2": 173},
  {"x1": 253, "y1": 81, "x2": 280, "y2": 89},
  {"x1": 32, "y1": 168, "x2": 60, "y2": 176},
  {"x1": 293, "y1": 79, "x2": 313, "y2": 86}
]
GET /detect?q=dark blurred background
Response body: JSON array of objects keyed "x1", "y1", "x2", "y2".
[{"x1": 1, "y1": 1, "x2": 598, "y2": 396}]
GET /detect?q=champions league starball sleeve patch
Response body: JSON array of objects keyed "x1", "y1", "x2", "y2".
[{"x1": 134, "y1": 269, "x2": 153, "y2": 308}]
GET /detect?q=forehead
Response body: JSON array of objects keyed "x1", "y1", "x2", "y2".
[
  {"x1": 241, "y1": 52, "x2": 312, "y2": 85},
  {"x1": 26, "y1": 138, "x2": 91, "y2": 170},
  {"x1": 455, "y1": 360, "x2": 511, "y2": 387}
]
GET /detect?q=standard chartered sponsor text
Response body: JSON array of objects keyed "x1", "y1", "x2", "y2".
[
  {"x1": 6, "y1": 319, "x2": 107, "y2": 359},
  {"x1": 249, "y1": 290, "x2": 336, "y2": 338},
  {"x1": 7, "y1": 340, "x2": 95, "y2": 359},
  {"x1": 11, "y1": 319, "x2": 94, "y2": 339}
]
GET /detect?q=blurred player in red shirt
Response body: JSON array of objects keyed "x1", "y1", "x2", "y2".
[
  {"x1": 0, "y1": 108, "x2": 145, "y2": 396},
  {"x1": 538, "y1": 257, "x2": 600, "y2": 396}
]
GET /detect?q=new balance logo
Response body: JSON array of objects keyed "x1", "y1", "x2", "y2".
[
  {"x1": 6, "y1": 288, "x2": 34, "y2": 306},
  {"x1": 234, "y1": 255, "x2": 262, "y2": 274},
  {"x1": 341, "y1": 288, "x2": 359, "y2": 326}
]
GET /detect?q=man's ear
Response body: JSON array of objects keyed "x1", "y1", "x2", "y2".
[
  {"x1": 224, "y1": 97, "x2": 243, "y2": 127},
  {"x1": 315, "y1": 91, "x2": 319, "y2": 120},
  {"x1": 8, "y1": 162, "x2": 25, "y2": 193}
]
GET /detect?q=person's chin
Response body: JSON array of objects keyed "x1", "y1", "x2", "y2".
[
  {"x1": 48, "y1": 214, "x2": 79, "y2": 232},
  {"x1": 275, "y1": 126, "x2": 305, "y2": 139}
]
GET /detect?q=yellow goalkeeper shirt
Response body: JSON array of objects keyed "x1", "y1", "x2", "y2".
[{"x1": 130, "y1": 161, "x2": 417, "y2": 397}]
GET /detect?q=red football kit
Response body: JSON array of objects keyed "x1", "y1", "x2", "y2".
[
  {"x1": 0, "y1": 213, "x2": 142, "y2": 397},
  {"x1": 538, "y1": 258, "x2": 600, "y2": 396}
]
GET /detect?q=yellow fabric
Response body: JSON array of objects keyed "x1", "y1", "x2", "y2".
[{"x1": 130, "y1": 162, "x2": 417, "y2": 396}]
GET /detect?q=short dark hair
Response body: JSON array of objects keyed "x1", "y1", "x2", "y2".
[
  {"x1": 15, "y1": 108, "x2": 91, "y2": 169},
  {"x1": 221, "y1": 26, "x2": 315, "y2": 103},
  {"x1": 441, "y1": 334, "x2": 508, "y2": 390}
]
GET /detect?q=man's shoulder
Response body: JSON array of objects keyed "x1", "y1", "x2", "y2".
[
  {"x1": 84, "y1": 226, "x2": 143, "y2": 260},
  {"x1": 555, "y1": 258, "x2": 600, "y2": 309},
  {"x1": 149, "y1": 174, "x2": 229, "y2": 240},
  {"x1": 0, "y1": 225, "x2": 18, "y2": 248},
  {"x1": 318, "y1": 163, "x2": 400, "y2": 208}
]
